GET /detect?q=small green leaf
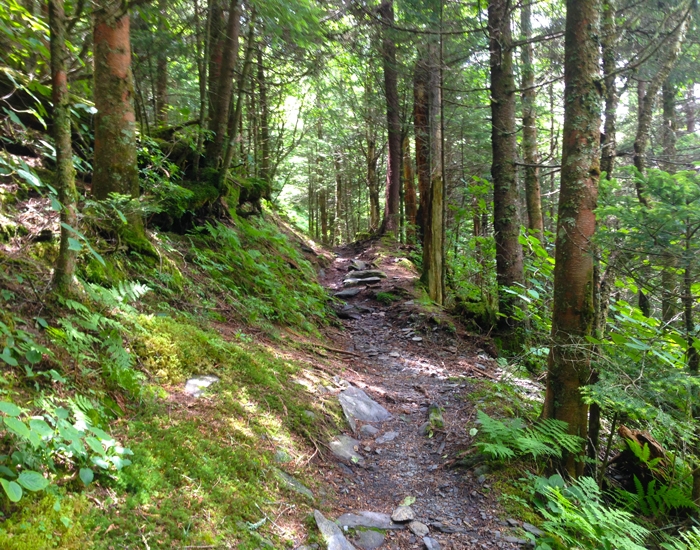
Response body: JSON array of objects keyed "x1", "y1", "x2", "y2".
[
  {"x1": 0, "y1": 402, "x2": 21, "y2": 417},
  {"x1": 53, "y1": 498, "x2": 61, "y2": 512},
  {"x1": 1, "y1": 479, "x2": 22, "y2": 502},
  {"x1": 60, "y1": 517, "x2": 72, "y2": 528},
  {"x1": 17, "y1": 470, "x2": 49, "y2": 491},
  {"x1": 67, "y1": 238, "x2": 83, "y2": 251},
  {"x1": 55, "y1": 408, "x2": 69, "y2": 420},
  {"x1": 85, "y1": 436, "x2": 106, "y2": 456},
  {"x1": 17, "y1": 169, "x2": 42, "y2": 188},
  {"x1": 25, "y1": 349, "x2": 42, "y2": 364},
  {"x1": 88, "y1": 426, "x2": 114, "y2": 442},
  {"x1": 79, "y1": 468, "x2": 93, "y2": 486},
  {"x1": 0, "y1": 349, "x2": 18, "y2": 367},
  {"x1": 469, "y1": 428, "x2": 478, "y2": 436},
  {"x1": 35, "y1": 317, "x2": 48, "y2": 329},
  {"x1": 400, "y1": 495, "x2": 416, "y2": 506},
  {"x1": 4, "y1": 418, "x2": 30, "y2": 439},
  {"x1": 50, "y1": 197, "x2": 61, "y2": 212},
  {"x1": 29, "y1": 419, "x2": 53, "y2": 437},
  {"x1": 0, "y1": 466, "x2": 16, "y2": 478}
]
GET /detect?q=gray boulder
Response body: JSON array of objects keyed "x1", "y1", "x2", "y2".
[
  {"x1": 408, "y1": 521, "x2": 429, "y2": 537},
  {"x1": 336, "y1": 511, "x2": 404, "y2": 530},
  {"x1": 314, "y1": 510, "x2": 356, "y2": 550},
  {"x1": 423, "y1": 537, "x2": 441, "y2": 550},
  {"x1": 329, "y1": 435, "x2": 364, "y2": 464},
  {"x1": 339, "y1": 386, "x2": 390, "y2": 432},
  {"x1": 344, "y1": 277, "x2": 382, "y2": 287},
  {"x1": 360, "y1": 424, "x2": 379, "y2": 437},
  {"x1": 273, "y1": 469, "x2": 313, "y2": 500},
  {"x1": 391, "y1": 506, "x2": 415, "y2": 522},
  {"x1": 348, "y1": 260, "x2": 368, "y2": 271},
  {"x1": 354, "y1": 530, "x2": 384, "y2": 550},
  {"x1": 348, "y1": 270, "x2": 387, "y2": 279},
  {"x1": 334, "y1": 288, "x2": 362, "y2": 298}
]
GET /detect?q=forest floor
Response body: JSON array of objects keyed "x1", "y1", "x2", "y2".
[{"x1": 303, "y1": 241, "x2": 539, "y2": 550}]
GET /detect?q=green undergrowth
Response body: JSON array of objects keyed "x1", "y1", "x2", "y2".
[{"x1": 0, "y1": 200, "x2": 340, "y2": 547}]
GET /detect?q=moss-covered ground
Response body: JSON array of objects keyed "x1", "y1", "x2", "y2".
[{"x1": 0, "y1": 200, "x2": 345, "y2": 548}]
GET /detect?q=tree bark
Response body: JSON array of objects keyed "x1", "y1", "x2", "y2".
[
  {"x1": 403, "y1": 135, "x2": 417, "y2": 243},
  {"x1": 488, "y1": 0, "x2": 525, "y2": 327},
  {"x1": 206, "y1": 0, "x2": 225, "y2": 122},
  {"x1": 378, "y1": 0, "x2": 401, "y2": 237},
  {"x1": 367, "y1": 138, "x2": 380, "y2": 232},
  {"x1": 49, "y1": 0, "x2": 78, "y2": 294},
  {"x1": 520, "y1": 1, "x2": 544, "y2": 241},
  {"x1": 154, "y1": 0, "x2": 168, "y2": 126},
  {"x1": 257, "y1": 44, "x2": 270, "y2": 186},
  {"x1": 421, "y1": 39, "x2": 444, "y2": 305},
  {"x1": 686, "y1": 86, "x2": 696, "y2": 132},
  {"x1": 661, "y1": 81, "x2": 678, "y2": 323},
  {"x1": 206, "y1": 0, "x2": 240, "y2": 165},
  {"x1": 334, "y1": 151, "x2": 343, "y2": 245},
  {"x1": 600, "y1": 0, "x2": 619, "y2": 180},
  {"x1": 542, "y1": 0, "x2": 602, "y2": 479},
  {"x1": 414, "y1": 56, "x2": 430, "y2": 239},
  {"x1": 92, "y1": 1, "x2": 139, "y2": 207},
  {"x1": 193, "y1": 0, "x2": 211, "y2": 176},
  {"x1": 633, "y1": 6, "x2": 689, "y2": 201}
]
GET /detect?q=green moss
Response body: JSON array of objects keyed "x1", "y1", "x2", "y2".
[
  {"x1": 0, "y1": 494, "x2": 89, "y2": 550},
  {"x1": 83, "y1": 257, "x2": 125, "y2": 286},
  {"x1": 454, "y1": 297, "x2": 497, "y2": 332}
]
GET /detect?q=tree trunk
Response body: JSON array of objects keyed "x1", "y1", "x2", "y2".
[
  {"x1": 488, "y1": 0, "x2": 524, "y2": 327},
  {"x1": 154, "y1": 0, "x2": 168, "y2": 127},
  {"x1": 367, "y1": 138, "x2": 380, "y2": 231},
  {"x1": 217, "y1": 12, "x2": 255, "y2": 193},
  {"x1": 661, "y1": 81, "x2": 678, "y2": 324},
  {"x1": 520, "y1": 1, "x2": 544, "y2": 241},
  {"x1": 421, "y1": 39, "x2": 444, "y2": 305},
  {"x1": 206, "y1": 0, "x2": 225, "y2": 122},
  {"x1": 542, "y1": 0, "x2": 602, "y2": 479},
  {"x1": 403, "y1": 135, "x2": 417, "y2": 243},
  {"x1": 206, "y1": 0, "x2": 240, "y2": 165},
  {"x1": 334, "y1": 151, "x2": 343, "y2": 245},
  {"x1": 193, "y1": 0, "x2": 211, "y2": 176},
  {"x1": 257, "y1": 44, "x2": 270, "y2": 186},
  {"x1": 686, "y1": 86, "x2": 696, "y2": 132},
  {"x1": 600, "y1": 0, "x2": 619, "y2": 180},
  {"x1": 378, "y1": 0, "x2": 401, "y2": 237},
  {"x1": 49, "y1": 0, "x2": 78, "y2": 294},
  {"x1": 633, "y1": 7, "x2": 689, "y2": 200},
  {"x1": 92, "y1": 1, "x2": 139, "y2": 206},
  {"x1": 414, "y1": 56, "x2": 430, "y2": 239}
]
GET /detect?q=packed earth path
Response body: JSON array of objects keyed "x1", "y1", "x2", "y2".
[{"x1": 302, "y1": 243, "x2": 542, "y2": 550}]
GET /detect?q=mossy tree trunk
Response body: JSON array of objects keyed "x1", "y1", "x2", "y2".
[
  {"x1": 414, "y1": 54, "x2": 430, "y2": 240},
  {"x1": 378, "y1": 0, "x2": 401, "y2": 237},
  {"x1": 488, "y1": 0, "x2": 524, "y2": 327},
  {"x1": 334, "y1": 151, "x2": 343, "y2": 245},
  {"x1": 542, "y1": 0, "x2": 602, "y2": 479},
  {"x1": 367, "y1": 137, "x2": 380, "y2": 232},
  {"x1": 205, "y1": 0, "x2": 240, "y2": 165},
  {"x1": 49, "y1": 0, "x2": 78, "y2": 294},
  {"x1": 520, "y1": 2, "x2": 544, "y2": 242},
  {"x1": 600, "y1": 0, "x2": 619, "y2": 180},
  {"x1": 403, "y1": 135, "x2": 417, "y2": 244},
  {"x1": 633, "y1": 5, "x2": 689, "y2": 200},
  {"x1": 92, "y1": 0, "x2": 139, "y2": 210},
  {"x1": 421, "y1": 38, "x2": 444, "y2": 306}
]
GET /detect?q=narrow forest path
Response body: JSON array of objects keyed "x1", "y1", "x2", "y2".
[{"x1": 305, "y1": 243, "x2": 533, "y2": 550}]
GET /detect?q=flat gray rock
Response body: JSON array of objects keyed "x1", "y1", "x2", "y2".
[
  {"x1": 274, "y1": 449, "x2": 292, "y2": 463},
  {"x1": 336, "y1": 511, "x2": 404, "y2": 530},
  {"x1": 184, "y1": 375, "x2": 220, "y2": 397},
  {"x1": 344, "y1": 277, "x2": 382, "y2": 287},
  {"x1": 360, "y1": 424, "x2": 379, "y2": 437},
  {"x1": 354, "y1": 529, "x2": 384, "y2": 550},
  {"x1": 408, "y1": 521, "x2": 429, "y2": 536},
  {"x1": 273, "y1": 469, "x2": 313, "y2": 500},
  {"x1": 339, "y1": 387, "x2": 390, "y2": 432},
  {"x1": 348, "y1": 260, "x2": 368, "y2": 271},
  {"x1": 314, "y1": 510, "x2": 356, "y2": 550},
  {"x1": 423, "y1": 537, "x2": 441, "y2": 550},
  {"x1": 523, "y1": 523, "x2": 544, "y2": 537},
  {"x1": 329, "y1": 435, "x2": 364, "y2": 464},
  {"x1": 347, "y1": 270, "x2": 387, "y2": 279},
  {"x1": 391, "y1": 506, "x2": 415, "y2": 522},
  {"x1": 376, "y1": 431, "x2": 398, "y2": 445},
  {"x1": 334, "y1": 288, "x2": 362, "y2": 298}
]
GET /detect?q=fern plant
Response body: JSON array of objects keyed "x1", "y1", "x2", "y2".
[
  {"x1": 473, "y1": 410, "x2": 584, "y2": 462},
  {"x1": 532, "y1": 475, "x2": 650, "y2": 550}
]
